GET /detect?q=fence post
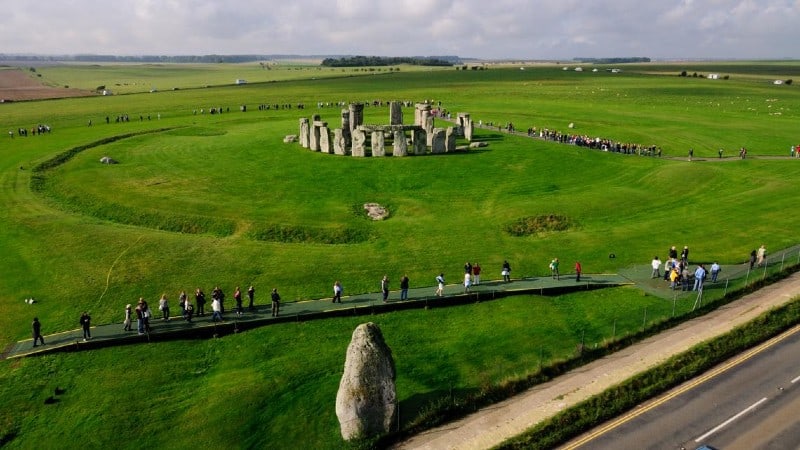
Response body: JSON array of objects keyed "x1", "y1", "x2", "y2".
[
  {"x1": 763, "y1": 259, "x2": 768, "y2": 280},
  {"x1": 672, "y1": 295, "x2": 677, "y2": 317},
  {"x1": 781, "y1": 252, "x2": 786, "y2": 271},
  {"x1": 642, "y1": 307, "x2": 647, "y2": 331},
  {"x1": 724, "y1": 278, "x2": 729, "y2": 297},
  {"x1": 745, "y1": 267, "x2": 751, "y2": 286}
]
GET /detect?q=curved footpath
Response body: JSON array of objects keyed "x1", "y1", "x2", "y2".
[
  {"x1": 393, "y1": 271, "x2": 800, "y2": 450},
  {"x1": 3, "y1": 273, "x2": 629, "y2": 359}
]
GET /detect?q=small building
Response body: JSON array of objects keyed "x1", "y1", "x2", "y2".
[
  {"x1": 773, "y1": 80, "x2": 784, "y2": 85},
  {"x1": 235, "y1": 79, "x2": 247, "y2": 85},
  {"x1": 707, "y1": 73, "x2": 719, "y2": 80}
]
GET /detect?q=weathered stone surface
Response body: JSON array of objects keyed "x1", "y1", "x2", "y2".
[
  {"x1": 414, "y1": 103, "x2": 431, "y2": 127},
  {"x1": 319, "y1": 126, "x2": 331, "y2": 154},
  {"x1": 333, "y1": 129, "x2": 347, "y2": 155},
  {"x1": 349, "y1": 103, "x2": 364, "y2": 134},
  {"x1": 299, "y1": 118, "x2": 310, "y2": 148},
  {"x1": 393, "y1": 130, "x2": 408, "y2": 156},
  {"x1": 357, "y1": 124, "x2": 420, "y2": 133},
  {"x1": 430, "y1": 128, "x2": 446, "y2": 154},
  {"x1": 469, "y1": 141, "x2": 489, "y2": 148},
  {"x1": 341, "y1": 109, "x2": 351, "y2": 147},
  {"x1": 389, "y1": 101, "x2": 403, "y2": 125},
  {"x1": 445, "y1": 127, "x2": 457, "y2": 152},
  {"x1": 283, "y1": 135, "x2": 298, "y2": 143},
  {"x1": 422, "y1": 111, "x2": 434, "y2": 136},
  {"x1": 351, "y1": 129, "x2": 366, "y2": 157},
  {"x1": 99, "y1": 156, "x2": 118, "y2": 164},
  {"x1": 457, "y1": 113, "x2": 473, "y2": 141},
  {"x1": 309, "y1": 124, "x2": 321, "y2": 151},
  {"x1": 363, "y1": 203, "x2": 389, "y2": 221},
  {"x1": 336, "y1": 322, "x2": 397, "y2": 440},
  {"x1": 412, "y1": 129, "x2": 427, "y2": 155},
  {"x1": 371, "y1": 131, "x2": 385, "y2": 157}
]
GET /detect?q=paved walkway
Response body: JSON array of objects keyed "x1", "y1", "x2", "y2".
[{"x1": 4, "y1": 273, "x2": 629, "y2": 359}]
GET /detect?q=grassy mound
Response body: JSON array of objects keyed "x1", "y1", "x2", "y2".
[{"x1": 505, "y1": 214, "x2": 573, "y2": 236}]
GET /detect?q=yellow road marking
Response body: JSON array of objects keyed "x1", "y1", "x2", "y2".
[{"x1": 563, "y1": 323, "x2": 800, "y2": 449}]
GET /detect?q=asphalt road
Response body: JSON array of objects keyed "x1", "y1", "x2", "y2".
[{"x1": 563, "y1": 325, "x2": 800, "y2": 450}]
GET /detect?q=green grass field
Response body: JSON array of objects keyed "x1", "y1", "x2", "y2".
[{"x1": 0, "y1": 61, "x2": 798, "y2": 448}]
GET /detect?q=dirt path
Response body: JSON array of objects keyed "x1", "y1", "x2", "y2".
[{"x1": 395, "y1": 272, "x2": 800, "y2": 450}]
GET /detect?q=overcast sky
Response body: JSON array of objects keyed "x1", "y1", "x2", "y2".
[{"x1": 1, "y1": 0, "x2": 798, "y2": 60}]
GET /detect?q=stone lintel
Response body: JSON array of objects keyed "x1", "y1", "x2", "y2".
[{"x1": 357, "y1": 124, "x2": 421, "y2": 133}]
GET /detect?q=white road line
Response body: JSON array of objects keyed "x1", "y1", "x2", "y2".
[
  {"x1": 791, "y1": 374, "x2": 800, "y2": 384},
  {"x1": 695, "y1": 397, "x2": 768, "y2": 443}
]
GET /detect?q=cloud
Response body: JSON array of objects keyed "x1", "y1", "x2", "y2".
[{"x1": 0, "y1": 0, "x2": 797, "y2": 59}]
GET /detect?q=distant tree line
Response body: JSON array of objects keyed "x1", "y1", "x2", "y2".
[
  {"x1": 321, "y1": 56, "x2": 456, "y2": 67},
  {"x1": 0, "y1": 54, "x2": 326, "y2": 64},
  {"x1": 572, "y1": 57, "x2": 651, "y2": 64}
]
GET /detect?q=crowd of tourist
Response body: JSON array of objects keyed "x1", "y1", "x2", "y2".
[{"x1": 650, "y1": 244, "x2": 767, "y2": 293}]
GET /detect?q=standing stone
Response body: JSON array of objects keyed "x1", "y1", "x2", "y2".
[
  {"x1": 351, "y1": 129, "x2": 367, "y2": 157},
  {"x1": 422, "y1": 110, "x2": 434, "y2": 135},
  {"x1": 336, "y1": 323, "x2": 397, "y2": 441},
  {"x1": 430, "y1": 128, "x2": 446, "y2": 154},
  {"x1": 299, "y1": 118, "x2": 310, "y2": 148},
  {"x1": 414, "y1": 103, "x2": 431, "y2": 127},
  {"x1": 333, "y1": 129, "x2": 347, "y2": 155},
  {"x1": 349, "y1": 103, "x2": 364, "y2": 135},
  {"x1": 341, "y1": 109, "x2": 351, "y2": 147},
  {"x1": 393, "y1": 130, "x2": 408, "y2": 156},
  {"x1": 319, "y1": 126, "x2": 331, "y2": 154},
  {"x1": 389, "y1": 101, "x2": 403, "y2": 125},
  {"x1": 412, "y1": 129, "x2": 427, "y2": 155},
  {"x1": 371, "y1": 131, "x2": 385, "y2": 157},
  {"x1": 445, "y1": 127, "x2": 457, "y2": 152},
  {"x1": 458, "y1": 113, "x2": 473, "y2": 141},
  {"x1": 309, "y1": 123, "x2": 321, "y2": 151}
]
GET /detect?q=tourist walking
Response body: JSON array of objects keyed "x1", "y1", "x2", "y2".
[
  {"x1": 158, "y1": 293, "x2": 170, "y2": 321},
  {"x1": 333, "y1": 281, "x2": 342, "y2": 303},
  {"x1": 435, "y1": 273, "x2": 445, "y2": 296},
  {"x1": 756, "y1": 245, "x2": 767, "y2": 267},
  {"x1": 271, "y1": 288, "x2": 281, "y2": 317},
  {"x1": 464, "y1": 272, "x2": 472, "y2": 293},
  {"x1": 142, "y1": 301, "x2": 152, "y2": 332},
  {"x1": 575, "y1": 261, "x2": 582, "y2": 282},
  {"x1": 178, "y1": 290, "x2": 188, "y2": 317},
  {"x1": 135, "y1": 299, "x2": 145, "y2": 334},
  {"x1": 212, "y1": 286, "x2": 225, "y2": 314},
  {"x1": 123, "y1": 304, "x2": 132, "y2": 331},
  {"x1": 473, "y1": 263, "x2": 481, "y2": 285},
  {"x1": 211, "y1": 296, "x2": 223, "y2": 322},
  {"x1": 195, "y1": 288, "x2": 206, "y2": 316},
  {"x1": 79, "y1": 312, "x2": 92, "y2": 341},
  {"x1": 502, "y1": 260, "x2": 511, "y2": 282},
  {"x1": 32, "y1": 317, "x2": 44, "y2": 347},
  {"x1": 710, "y1": 262, "x2": 721, "y2": 283},
  {"x1": 247, "y1": 285, "x2": 255, "y2": 311},
  {"x1": 399, "y1": 275, "x2": 409, "y2": 300},
  {"x1": 234, "y1": 286, "x2": 243, "y2": 317},
  {"x1": 651, "y1": 256, "x2": 661, "y2": 278},
  {"x1": 381, "y1": 275, "x2": 390, "y2": 302},
  {"x1": 693, "y1": 264, "x2": 707, "y2": 291},
  {"x1": 549, "y1": 258, "x2": 560, "y2": 280}
]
